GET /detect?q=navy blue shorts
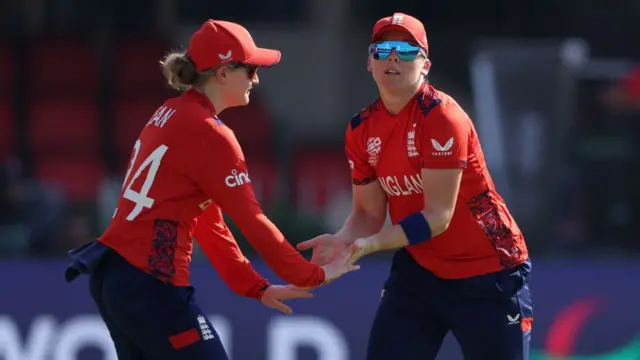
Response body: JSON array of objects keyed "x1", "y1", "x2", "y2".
[
  {"x1": 366, "y1": 249, "x2": 533, "y2": 360},
  {"x1": 66, "y1": 242, "x2": 228, "y2": 360}
]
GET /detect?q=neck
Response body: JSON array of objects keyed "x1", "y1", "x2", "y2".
[
  {"x1": 198, "y1": 86, "x2": 228, "y2": 114},
  {"x1": 379, "y1": 80, "x2": 424, "y2": 115}
]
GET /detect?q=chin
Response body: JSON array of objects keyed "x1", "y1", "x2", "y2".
[
  {"x1": 232, "y1": 96, "x2": 250, "y2": 107},
  {"x1": 376, "y1": 79, "x2": 408, "y2": 91}
]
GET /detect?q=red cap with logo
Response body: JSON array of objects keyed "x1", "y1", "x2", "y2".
[
  {"x1": 371, "y1": 13, "x2": 429, "y2": 55},
  {"x1": 187, "y1": 20, "x2": 281, "y2": 71}
]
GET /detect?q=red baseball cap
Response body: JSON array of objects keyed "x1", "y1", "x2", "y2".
[
  {"x1": 187, "y1": 20, "x2": 281, "y2": 71},
  {"x1": 371, "y1": 13, "x2": 429, "y2": 55}
]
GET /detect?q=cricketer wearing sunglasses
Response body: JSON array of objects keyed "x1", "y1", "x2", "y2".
[
  {"x1": 65, "y1": 20, "x2": 357, "y2": 360},
  {"x1": 299, "y1": 13, "x2": 533, "y2": 360}
]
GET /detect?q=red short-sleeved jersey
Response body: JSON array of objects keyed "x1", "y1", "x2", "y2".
[
  {"x1": 346, "y1": 83, "x2": 528, "y2": 279},
  {"x1": 99, "y1": 89, "x2": 325, "y2": 296}
]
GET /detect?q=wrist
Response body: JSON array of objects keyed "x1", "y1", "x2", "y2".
[
  {"x1": 254, "y1": 281, "x2": 271, "y2": 300},
  {"x1": 398, "y1": 211, "x2": 432, "y2": 245},
  {"x1": 317, "y1": 266, "x2": 329, "y2": 285},
  {"x1": 356, "y1": 236, "x2": 379, "y2": 256},
  {"x1": 333, "y1": 232, "x2": 354, "y2": 245}
]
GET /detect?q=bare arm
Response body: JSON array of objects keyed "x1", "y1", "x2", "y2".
[
  {"x1": 335, "y1": 181, "x2": 388, "y2": 245},
  {"x1": 349, "y1": 100, "x2": 470, "y2": 257},
  {"x1": 358, "y1": 168, "x2": 462, "y2": 253}
]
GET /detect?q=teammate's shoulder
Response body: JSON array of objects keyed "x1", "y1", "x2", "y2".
[{"x1": 349, "y1": 99, "x2": 383, "y2": 131}]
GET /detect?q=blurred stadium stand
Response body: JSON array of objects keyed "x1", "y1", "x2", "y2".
[{"x1": 0, "y1": 0, "x2": 637, "y2": 257}]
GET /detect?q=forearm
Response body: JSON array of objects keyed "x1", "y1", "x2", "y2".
[
  {"x1": 361, "y1": 210, "x2": 452, "y2": 254},
  {"x1": 238, "y1": 213, "x2": 325, "y2": 287},
  {"x1": 212, "y1": 259, "x2": 271, "y2": 300},
  {"x1": 194, "y1": 222, "x2": 271, "y2": 300},
  {"x1": 335, "y1": 209, "x2": 386, "y2": 245}
]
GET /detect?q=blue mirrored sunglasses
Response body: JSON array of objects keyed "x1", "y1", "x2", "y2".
[{"x1": 369, "y1": 41, "x2": 426, "y2": 62}]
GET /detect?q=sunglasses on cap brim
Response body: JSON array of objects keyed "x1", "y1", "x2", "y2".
[{"x1": 369, "y1": 41, "x2": 427, "y2": 61}]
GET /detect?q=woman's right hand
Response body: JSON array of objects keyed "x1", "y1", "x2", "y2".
[
  {"x1": 297, "y1": 233, "x2": 350, "y2": 266},
  {"x1": 261, "y1": 285, "x2": 314, "y2": 315},
  {"x1": 319, "y1": 245, "x2": 361, "y2": 284}
]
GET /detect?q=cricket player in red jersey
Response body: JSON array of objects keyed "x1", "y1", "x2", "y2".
[
  {"x1": 298, "y1": 13, "x2": 533, "y2": 360},
  {"x1": 64, "y1": 19, "x2": 356, "y2": 360}
]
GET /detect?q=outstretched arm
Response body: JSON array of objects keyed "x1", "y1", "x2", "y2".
[
  {"x1": 191, "y1": 120, "x2": 355, "y2": 287},
  {"x1": 194, "y1": 206, "x2": 271, "y2": 299}
]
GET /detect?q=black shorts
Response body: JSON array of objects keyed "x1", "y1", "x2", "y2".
[
  {"x1": 366, "y1": 249, "x2": 533, "y2": 360},
  {"x1": 66, "y1": 241, "x2": 228, "y2": 360}
]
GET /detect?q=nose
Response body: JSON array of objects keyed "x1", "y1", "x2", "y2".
[
  {"x1": 387, "y1": 49, "x2": 400, "y2": 62},
  {"x1": 251, "y1": 72, "x2": 260, "y2": 85}
]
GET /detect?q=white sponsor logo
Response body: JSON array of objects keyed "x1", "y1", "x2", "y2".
[
  {"x1": 378, "y1": 174, "x2": 423, "y2": 197},
  {"x1": 218, "y1": 50, "x2": 233, "y2": 61},
  {"x1": 198, "y1": 315, "x2": 215, "y2": 340},
  {"x1": 507, "y1": 314, "x2": 520, "y2": 325},
  {"x1": 366, "y1": 137, "x2": 382, "y2": 166},
  {"x1": 225, "y1": 169, "x2": 251, "y2": 188},
  {"x1": 431, "y1": 137, "x2": 454, "y2": 156},
  {"x1": 407, "y1": 124, "x2": 418, "y2": 157},
  {"x1": 392, "y1": 14, "x2": 404, "y2": 25}
]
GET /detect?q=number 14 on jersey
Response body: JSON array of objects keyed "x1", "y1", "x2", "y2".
[{"x1": 113, "y1": 139, "x2": 169, "y2": 221}]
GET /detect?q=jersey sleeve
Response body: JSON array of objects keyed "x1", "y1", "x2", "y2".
[
  {"x1": 193, "y1": 205, "x2": 270, "y2": 300},
  {"x1": 190, "y1": 119, "x2": 325, "y2": 287},
  {"x1": 345, "y1": 125, "x2": 377, "y2": 185},
  {"x1": 420, "y1": 103, "x2": 470, "y2": 169}
]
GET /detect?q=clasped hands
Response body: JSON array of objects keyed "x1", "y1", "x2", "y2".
[{"x1": 261, "y1": 234, "x2": 371, "y2": 315}]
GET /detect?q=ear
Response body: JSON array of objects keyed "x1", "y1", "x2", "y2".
[
  {"x1": 215, "y1": 67, "x2": 227, "y2": 84},
  {"x1": 421, "y1": 59, "x2": 431, "y2": 77}
]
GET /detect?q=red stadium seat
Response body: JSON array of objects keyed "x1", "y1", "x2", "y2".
[
  {"x1": 35, "y1": 157, "x2": 106, "y2": 202},
  {"x1": 292, "y1": 149, "x2": 352, "y2": 211},
  {"x1": 26, "y1": 38, "x2": 100, "y2": 95},
  {"x1": 0, "y1": 101, "x2": 14, "y2": 159},
  {"x1": 0, "y1": 44, "x2": 13, "y2": 96},
  {"x1": 28, "y1": 97, "x2": 100, "y2": 156},
  {"x1": 114, "y1": 97, "x2": 164, "y2": 156},
  {"x1": 112, "y1": 38, "x2": 171, "y2": 94}
]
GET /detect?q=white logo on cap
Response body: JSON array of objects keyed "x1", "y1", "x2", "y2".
[
  {"x1": 218, "y1": 50, "x2": 232, "y2": 61},
  {"x1": 392, "y1": 15, "x2": 404, "y2": 25}
]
